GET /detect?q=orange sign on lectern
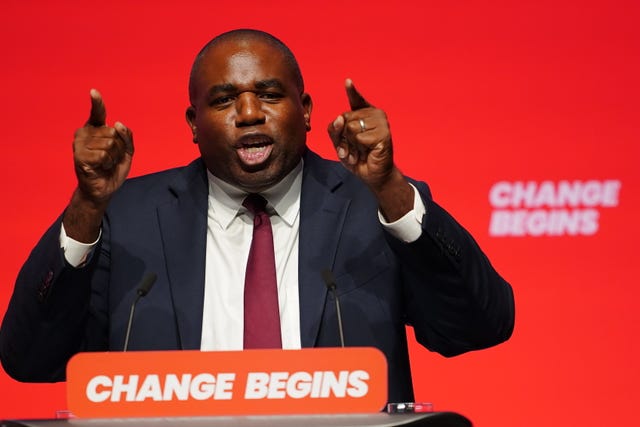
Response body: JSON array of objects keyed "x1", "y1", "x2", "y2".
[{"x1": 67, "y1": 347, "x2": 387, "y2": 418}]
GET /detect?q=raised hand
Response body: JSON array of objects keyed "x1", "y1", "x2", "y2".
[
  {"x1": 74, "y1": 89, "x2": 134, "y2": 204},
  {"x1": 327, "y1": 79, "x2": 413, "y2": 221},
  {"x1": 327, "y1": 79, "x2": 394, "y2": 191},
  {"x1": 63, "y1": 90, "x2": 134, "y2": 242}
]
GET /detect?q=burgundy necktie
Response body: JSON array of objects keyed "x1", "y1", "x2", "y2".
[{"x1": 242, "y1": 194, "x2": 282, "y2": 349}]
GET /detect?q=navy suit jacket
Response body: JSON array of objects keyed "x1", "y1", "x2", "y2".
[{"x1": 1, "y1": 149, "x2": 514, "y2": 403}]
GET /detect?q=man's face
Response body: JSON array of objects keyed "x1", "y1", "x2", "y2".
[{"x1": 187, "y1": 38, "x2": 312, "y2": 193}]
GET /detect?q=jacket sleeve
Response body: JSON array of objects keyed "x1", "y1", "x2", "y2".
[
  {"x1": 0, "y1": 215, "x2": 109, "y2": 382},
  {"x1": 388, "y1": 180, "x2": 515, "y2": 357}
]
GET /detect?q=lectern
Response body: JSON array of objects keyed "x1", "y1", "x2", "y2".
[
  {"x1": 3, "y1": 349, "x2": 474, "y2": 427},
  {"x1": 1, "y1": 412, "x2": 472, "y2": 427}
]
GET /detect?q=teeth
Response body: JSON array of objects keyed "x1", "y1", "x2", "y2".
[{"x1": 244, "y1": 146, "x2": 266, "y2": 153}]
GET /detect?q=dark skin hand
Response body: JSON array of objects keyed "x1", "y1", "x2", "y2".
[
  {"x1": 328, "y1": 79, "x2": 414, "y2": 222},
  {"x1": 62, "y1": 89, "x2": 134, "y2": 243}
]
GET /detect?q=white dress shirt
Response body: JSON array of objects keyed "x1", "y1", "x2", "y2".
[{"x1": 200, "y1": 161, "x2": 303, "y2": 350}]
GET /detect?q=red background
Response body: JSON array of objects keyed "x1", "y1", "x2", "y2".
[{"x1": 1, "y1": 1, "x2": 639, "y2": 425}]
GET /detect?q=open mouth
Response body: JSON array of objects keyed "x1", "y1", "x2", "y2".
[{"x1": 235, "y1": 134, "x2": 274, "y2": 167}]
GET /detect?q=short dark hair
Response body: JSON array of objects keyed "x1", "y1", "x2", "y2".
[{"x1": 188, "y1": 29, "x2": 304, "y2": 104}]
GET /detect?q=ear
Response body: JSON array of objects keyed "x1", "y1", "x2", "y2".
[
  {"x1": 185, "y1": 106, "x2": 198, "y2": 143},
  {"x1": 301, "y1": 93, "x2": 313, "y2": 131}
]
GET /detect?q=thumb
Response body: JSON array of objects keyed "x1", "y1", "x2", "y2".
[{"x1": 86, "y1": 88, "x2": 106, "y2": 127}]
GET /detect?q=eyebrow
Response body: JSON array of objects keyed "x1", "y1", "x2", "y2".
[
  {"x1": 208, "y1": 83, "x2": 235, "y2": 96},
  {"x1": 208, "y1": 79, "x2": 286, "y2": 96},
  {"x1": 254, "y1": 79, "x2": 285, "y2": 91}
]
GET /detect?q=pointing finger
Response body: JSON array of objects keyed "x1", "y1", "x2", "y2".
[
  {"x1": 87, "y1": 88, "x2": 106, "y2": 127},
  {"x1": 345, "y1": 78, "x2": 373, "y2": 111}
]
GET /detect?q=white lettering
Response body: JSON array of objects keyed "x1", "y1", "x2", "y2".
[
  {"x1": 578, "y1": 209, "x2": 599, "y2": 235},
  {"x1": 346, "y1": 370, "x2": 369, "y2": 398},
  {"x1": 489, "y1": 180, "x2": 620, "y2": 237},
  {"x1": 489, "y1": 180, "x2": 622, "y2": 209},
  {"x1": 87, "y1": 372, "x2": 237, "y2": 402},
  {"x1": 135, "y1": 374, "x2": 162, "y2": 401},
  {"x1": 582, "y1": 180, "x2": 601, "y2": 207},
  {"x1": 244, "y1": 370, "x2": 370, "y2": 400},
  {"x1": 86, "y1": 375, "x2": 112, "y2": 403},
  {"x1": 111, "y1": 375, "x2": 139, "y2": 402},
  {"x1": 512, "y1": 182, "x2": 537, "y2": 208},
  {"x1": 267, "y1": 372, "x2": 289, "y2": 399},
  {"x1": 488, "y1": 181, "x2": 512, "y2": 208},
  {"x1": 310, "y1": 371, "x2": 323, "y2": 398},
  {"x1": 489, "y1": 209, "x2": 600, "y2": 237},
  {"x1": 286, "y1": 371, "x2": 312, "y2": 399},
  {"x1": 601, "y1": 180, "x2": 621, "y2": 207},
  {"x1": 163, "y1": 374, "x2": 191, "y2": 401},
  {"x1": 533, "y1": 181, "x2": 555, "y2": 208},
  {"x1": 319, "y1": 370, "x2": 348, "y2": 398},
  {"x1": 244, "y1": 372, "x2": 270, "y2": 399},
  {"x1": 86, "y1": 370, "x2": 371, "y2": 403},
  {"x1": 190, "y1": 373, "x2": 215, "y2": 400},
  {"x1": 556, "y1": 181, "x2": 582, "y2": 207},
  {"x1": 214, "y1": 373, "x2": 235, "y2": 400}
]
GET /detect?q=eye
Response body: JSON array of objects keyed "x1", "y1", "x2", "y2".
[
  {"x1": 259, "y1": 92, "x2": 283, "y2": 102},
  {"x1": 210, "y1": 95, "x2": 235, "y2": 107}
]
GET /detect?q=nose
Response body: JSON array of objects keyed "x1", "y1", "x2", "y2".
[{"x1": 235, "y1": 92, "x2": 266, "y2": 127}]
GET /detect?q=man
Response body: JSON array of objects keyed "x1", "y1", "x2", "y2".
[{"x1": 0, "y1": 29, "x2": 514, "y2": 403}]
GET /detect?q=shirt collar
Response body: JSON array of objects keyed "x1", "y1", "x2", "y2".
[{"x1": 207, "y1": 160, "x2": 303, "y2": 229}]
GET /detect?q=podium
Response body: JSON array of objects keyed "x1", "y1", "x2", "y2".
[
  {"x1": 2, "y1": 349, "x2": 473, "y2": 426},
  {"x1": 1, "y1": 412, "x2": 471, "y2": 427}
]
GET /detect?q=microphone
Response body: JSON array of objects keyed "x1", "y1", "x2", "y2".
[
  {"x1": 123, "y1": 272, "x2": 157, "y2": 351},
  {"x1": 322, "y1": 269, "x2": 345, "y2": 348}
]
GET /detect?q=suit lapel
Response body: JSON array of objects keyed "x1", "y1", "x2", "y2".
[
  {"x1": 153, "y1": 153, "x2": 350, "y2": 350},
  {"x1": 298, "y1": 151, "x2": 351, "y2": 347},
  {"x1": 157, "y1": 160, "x2": 209, "y2": 350}
]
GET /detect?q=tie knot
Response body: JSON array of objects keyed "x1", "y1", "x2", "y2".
[{"x1": 243, "y1": 193, "x2": 268, "y2": 215}]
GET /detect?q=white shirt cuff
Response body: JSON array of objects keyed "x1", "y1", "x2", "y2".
[
  {"x1": 60, "y1": 223, "x2": 100, "y2": 267},
  {"x1": 378, "y1": 183, "x2": 426, "y2": 243}
]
